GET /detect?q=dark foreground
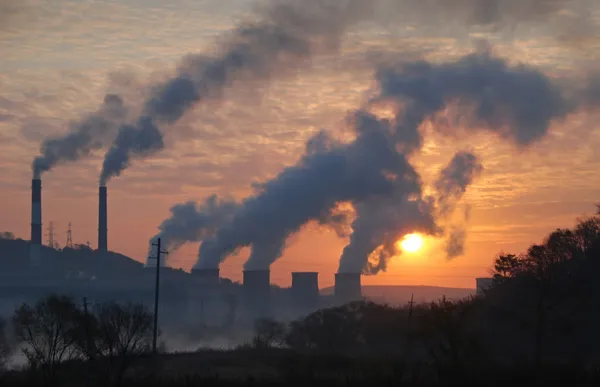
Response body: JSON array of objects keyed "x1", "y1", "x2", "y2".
[{"x1": 2, "y1": 348, "x2": 600, "y2": 387}]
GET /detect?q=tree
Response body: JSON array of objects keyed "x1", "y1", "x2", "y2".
[
  {"x1": 79, "y1": 302, "x2": 154, "y2": 386},
  {"x1": 252, "y1": 318, "x2": 286, "y2": 349},
  {"x1": 0, "y1": 232, "x2": 15, "y2": 240},
  {"x1": 0, "y1": 317, "x2": 13, "y2": 372},
  {"x1": 12, "y1": 295, "x2": 82, "y2": 383},
  {"x1": 416, "y1": 297, "x2": 482, "y2": 378},
  {"x1": 493, "y1": 253, "x2": 522, "y2": 282}
]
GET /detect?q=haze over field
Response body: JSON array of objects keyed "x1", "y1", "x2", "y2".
[{"x1": 2, "y1": 0, "x2": 600, "y2": 289}]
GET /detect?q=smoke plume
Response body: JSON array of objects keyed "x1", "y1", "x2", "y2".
[
  {"x1": 32, "y1": 95, "x2": 126, "y2": 179},
  {"x1": 435, "y1": 152, "x2": 483, "y2": 217},
  {"x1": 374, "y1": 50, "x2": 570, "y2": 147},
  {"x1": 194, "y1": 49, "x2": 597, "y2": 273},
  {"x1": 435, "y1": 153, "x2": 482, "y2": 259},
  {"x1": 196, "y1": 118, "x2": 419, "y2": 270},
  {"x1": 338, "y1": 48, "x2": 587, "y2": 274},
  {"x1": 99, "y1": 117, "x2": 163, "y2": 185},
  {"x1": 410, "y1": 0, "x2": 579, "y2": 27},
  {"x1": 98, "y1": 0, "x2": 373, "y2": 184},
  {"x1": 32, "y1": 0, "x2": 591, "y2": 180},
  {"x1": 147, "y1": 195, "x2": 238, "y2": 264}
]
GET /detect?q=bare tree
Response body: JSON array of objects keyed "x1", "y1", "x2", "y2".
[
  {"x1": 0, "y1": 317, "x2": 13, "y2": 373},
  {"x1": 252, "y1": 318, "x2": 286, "y2": 349},
  {"x1": 82, "y1": 302, "x2": 154, "y2": 386},
  {"x1": 12, "y1": 295, "x2": 81, "y2": 383}
]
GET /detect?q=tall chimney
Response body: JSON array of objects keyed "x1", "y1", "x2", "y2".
[
  {"x1": 98, "y1": 186, "x2": 107, "y2": 251},
  {"x1": 30, "y1": 179, "x2": 42, "y2": 266},
  {"x1": 334, "y1": 273, "x2": 362, "y2": 304},
  {"x1": 243, "y1": 270, "x2": 271, "y2": 317},
  {"x1": 291, "y1": 272, "x2": 319, "y2": 310}
]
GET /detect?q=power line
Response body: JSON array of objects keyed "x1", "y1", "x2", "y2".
[
  {"x1": 45, "y1": 221, "x2": 56, "y2": 249},
  {"x1": 66, "y1": 222, "x2": 73, "y2": 248}
]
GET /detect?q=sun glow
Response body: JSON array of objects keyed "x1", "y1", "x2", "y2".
[{"x1": 399, "y1": 233, "x2": 424, "y2": 253}]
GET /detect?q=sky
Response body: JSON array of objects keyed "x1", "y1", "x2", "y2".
[{"x1": 2, "y1": 0, "x2": 600, "y2": 290}]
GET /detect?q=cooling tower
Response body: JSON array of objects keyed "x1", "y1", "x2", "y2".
[
  {"x1": 98, "y1": 186, "x2": 107, "y2": 251},
  {"x1": 188, "y1": 268, "x2": 222, "y2": 324},
  {"x1": 291, "y1": 272, "x2": 319, "y2": 309},
  {"x1": 243, "y1": 270, "x2": 271, "y2": 317},
  {"x1": 29, "y1": 179, "x2": 42, "y2": 266},
  {"x1": 334, "y1": 273, "x2": 362, "y2": 303},
  {"x1": 191, "y1": 268, "x2": 220, "y2": 286}
]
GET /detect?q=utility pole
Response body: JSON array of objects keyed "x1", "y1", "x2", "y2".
[
  {"x1": 408, "y1": 293, "x2": 415, "y2": 321},
  {"x1": 151, "y1": 238, "x2": 168, "y2": 355}
]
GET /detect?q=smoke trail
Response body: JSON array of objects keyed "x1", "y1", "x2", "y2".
[
  {"x1": 31, "y1": 0, "x2": 589, "y2": 179},
  {"x1": 195, "y1": 49, "x2": 599, "y2": 273},
  {"x1": 435, "y1": 152, "x2": 483, "y2": 217},
  {"x1": 337, "y1": 50, "x2": 583, "y2": 274},
  {"x1": 147, "y1": 195, "x2": 238, "y2": 264},
  {"x1": 409, "y1": 0, "x2": 579, "y2": 27},
  {"x1": 339, "y1": 196, "x2": 439, "y2": 274},
  {"x1": 444, "y1": 206, "x2": 472, "y2": 259},
  {"x1": 435, "y1": 153, "x2": 482, "y2": 259},
  {"x1": 99, "y1": 117, "x2": 163, "y2": 185},
  {"x1": 32, "y1": 95, "x2": 126, "y2": 179},
  {"x1": 339, "y1": 152, "x2": 483, "y2": 274},
  {"x1": 98, "y1": 0, "x2": 373, "y2": 184},
  {"x1": 446, "y1": 226, "x2": 467, "y2": 258},
  {"x1": 374, "y1": 50, "x2": 570, "y2": 146},
  {"x1": 195, "y1": 118, "x2": 419, "y2": 270}
]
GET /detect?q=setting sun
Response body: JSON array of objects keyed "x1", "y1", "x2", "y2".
[{"x1": 400, "y1": 233, "x2": 424, "y2": 253}]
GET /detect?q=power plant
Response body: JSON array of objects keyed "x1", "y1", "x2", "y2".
[{"x1": 24, "y1": 179, "x2": 372, "y2": 325}]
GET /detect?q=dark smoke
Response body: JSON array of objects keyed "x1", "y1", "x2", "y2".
[
  {"x1": 446, "y1": 225, "x2": 467, "y2": 258},
  {"x1": 435, "y1": 153, "x2": 482, "y2": 259},
  {"x1": 196, "y1": 118, "x2": 418, "y2": 270},
  {"x1": 98, "y1": 0, "x2": 373, "y2": 184},
  {"x1": 339, "y1": 152, "x2": 483, "y2": 274},
  {"x1": 339, "y1": 50, "x2": 584, "y2": 274},
  {"x1": 32, "y1": 0, "x2": 589, "y2": 180},
  {"x1": 32, "y1": 95, "x2": 126, "y2": 179},
  {"x1": 147, "y1": 195, "x2": 238, "y2": 265},
  {"x1": 435, "y1": 151, "x2": 483, "y2": 217},
  {"x1": 374, "y1": 50, "x2": 571, "y2": 147},
  {"x1": 194, "y1": 50, "x2": 596, "y2": 273},
  {"x1": 419, "y1": 0, "x2": 577, "y2": 27},
  {"x1": 99, "y1": 117, "x2": 163, "y2": 186},
  {"x1": 338, "y1": 197, "x2": 439, "y2": 274}
]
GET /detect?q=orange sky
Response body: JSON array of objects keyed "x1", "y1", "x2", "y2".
[{"x1": 2, "y1": 0, "x2": 600, "y2": 290}]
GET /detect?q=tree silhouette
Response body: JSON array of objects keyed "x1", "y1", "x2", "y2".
[
  {"x1": 0, "y1": 317, "x2": 13, "y2": 373},
  {"x1": 252, "y1": 318, "x2": 286, "y2": 349},
  {"x1": 12, "y1": 295, "x2": 82, "y2": 384}
]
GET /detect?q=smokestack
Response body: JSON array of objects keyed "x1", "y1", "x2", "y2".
[
  {"x1": 291, "y1": 272, "x2": 319, "y2": 310},
  {"x1": 334, "y1": 273, "x2": 362, "y2": 304},
  {"x1": 243, "y1": 270, "x2": 271, "y2": 317},
  {"x1": 30, "y1": 179, "x2": 42, "y2": 266},
  {"x1": 98, "y1": 186, "x2": 107, "y2": 251}
]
